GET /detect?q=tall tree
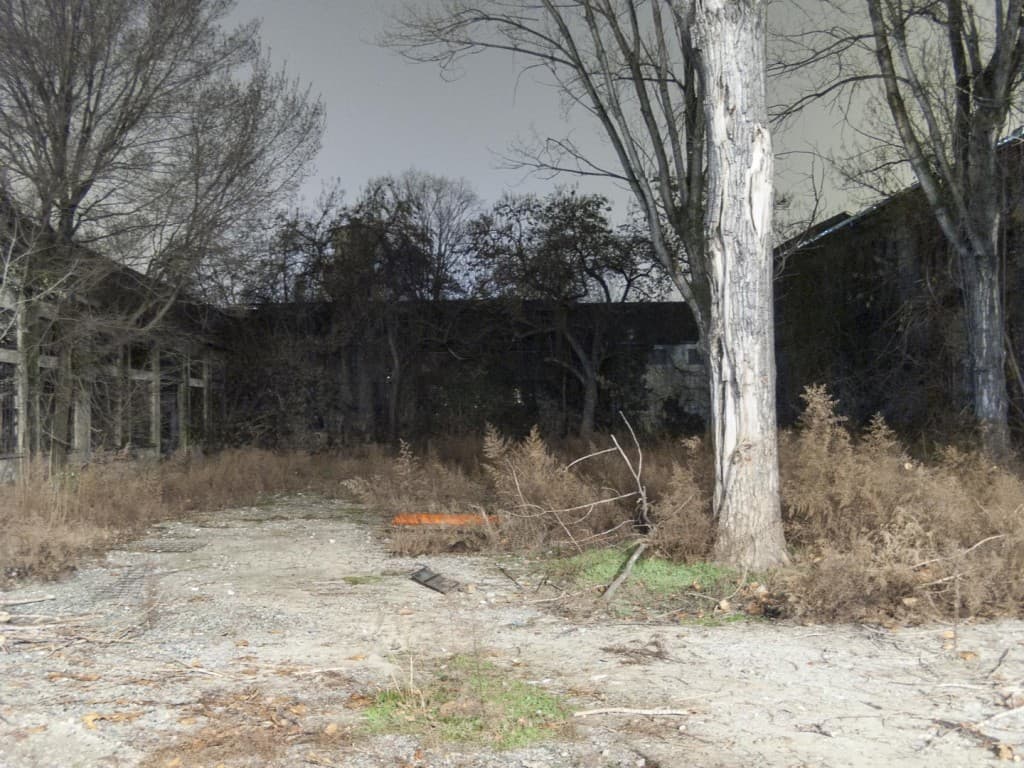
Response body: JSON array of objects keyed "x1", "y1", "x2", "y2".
[
  {"x1": 0, "y1": 0, "x2": 324, "y2": 465},
  {"x1": 773, "y1": 0, "x2": 1024, "y2": 457},
  {"x1": 472, "y1": 190, "x2": 661, "y2": 437},
  {"x1": 387, "y1": 0, "x2": 789, "y2": 567},
  {"x1": 310, "y1": 172, "x2": 480, "y2": 440},
  {"x1": 385, "y1": 170, "x2": 481, "y2": 302}
]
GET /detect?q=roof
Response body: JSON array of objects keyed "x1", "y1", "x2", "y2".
[{"x1": 782, "y1": 130, "x2": 1024, "y2": 252}]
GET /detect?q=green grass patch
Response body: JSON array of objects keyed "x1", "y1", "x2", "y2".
[
  {"x1": 554, "y1": 545, "x2": 737, "y2": 597},
  {"x1": 364, "y1": 654, "x2": 570, "y2": 749},
  {"x1": 341, "y1": 574, "x2": 382, "y2": 586}
]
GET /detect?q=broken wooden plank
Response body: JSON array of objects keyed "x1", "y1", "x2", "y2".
[{"x1": 410, "y1": 566, "x2": 460, "y2": 594}]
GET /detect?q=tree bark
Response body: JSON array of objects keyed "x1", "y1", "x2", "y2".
[
  {"x1": 962, "y1": 133, "x2": 1011, "y2": 458},
  {"x1": 693, "y1": 0, "x2": 788, "y2": 569},
  {"x1": 14, "y1": 299, "x2": 39, "y2": 464},
  {"x1": 962, "y1": 240, "x2": 1010, "y2": 457}
]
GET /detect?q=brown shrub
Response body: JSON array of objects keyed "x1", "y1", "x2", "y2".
[
  {"x1": 341, "y1": 440, "x2": 497, "y2": 555},
  {"x1": 648, "y1": 438, "x2": 714, "y2": 561},
  {"x1": 342, "y1": 440, "x2": 489, "y2": 516},
  {"x1": 0, "y1": 448, "x2": 358, "y2": 581},
  {"x1": 482, "y1": 425, "x2": 632, "y2": 550},
  {"x1": 777, "y1": 385, "x2": 1024, "y2": 621},
  {"x1": 8, "y1": 399, "x2": 1022, "y2": 625}
]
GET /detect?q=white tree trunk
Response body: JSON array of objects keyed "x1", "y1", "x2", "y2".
[
  {"x1": 962, "y1": 239, "x2": 1010, "y2": 458},
  {"x1": 693, "y1": 0, "x2": 788, "y2": 569}
]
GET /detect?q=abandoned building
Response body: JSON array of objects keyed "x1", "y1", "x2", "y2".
[
  {"x1": 12, "y1": 137, "x2": 1024, "y2": 470},
  {"x1": 775, "y1": 136, "x2": 1024, "y2": 432},
  {"x1": 1, "y1": 204, "x2": 706, "y2": 472},
  {"x1": 0, "y1": 207, "x2": 222, "y2": 480},
  {"x1": 221, "y1": 299, "x2": 706, "y2": 446}
]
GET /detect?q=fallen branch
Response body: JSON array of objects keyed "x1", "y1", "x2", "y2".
[
  {"x1": 0, "y1": 595, "x2": 56, "y2": 607},
  {"x1": 574, "y1": 706, "x2": 692, "y2": 718},
  {"x1": 602, "y1": 540, "x2": 648, "y2": 603},
  {"x1": 293, "y1": 666, "x2": 355, "y2": 677},
  {"x1": 911, "y1": 535, "x2": 1009, "y2": 570}
]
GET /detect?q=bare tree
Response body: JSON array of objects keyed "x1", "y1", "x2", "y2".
[
  {"x1": 386, "y1": 0, "x2": 788, "y2": 568},
  {"x1": 386, "y1": 170, "x2": 482, "y2": 301},
  {"x1": 472, "y1": 190, "x2": 662, "y2": 437},
  {"x1": 773, "y1": 0, "x2": 1024, "y2": 457},
  {"x1": 0, "y1": 0, "x2": 324, "y2": 466}
]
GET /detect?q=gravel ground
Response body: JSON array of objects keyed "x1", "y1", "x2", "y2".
[{"x1": 1, "y1": 494, "x2": 1022, "y2": 767}]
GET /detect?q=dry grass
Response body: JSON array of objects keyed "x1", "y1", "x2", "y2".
[
  {"x1": 6, "y1": 391, "x2": 1024, "y2": 623},
  {"x1": 141, "y1": 685, "x2": 350, "y2": 767},
  {"x1": 0, "y1": 448, "x2": 363, "y2": 582},
  {"x1": 775, "y1": 385, "x2": 1024, "y2": 622},
  {"x1": 482, "y1": 426, "x2": 629, "y2": 550},
  {"x1": 343, "y1": 396, "x2": 1024, "y2": 623}
]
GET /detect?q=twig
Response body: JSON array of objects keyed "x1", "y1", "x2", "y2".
[
  {"x1": 0, "y1": 595, "x2": 56, "y2": 607},
  {"x1": 986, "y1": 648, "x2": 1011, "y2": 678},
  {"x1": 612, "y1": 412, "x2": 650, "y2": 530},
  {"x1": 573, "y1": 706, "x2": 692, "y2": 718},
  {"x1": 158, "y1": 661, "x2": 225, "y2": 678},
  {"x1": 498, "y1": 567, "x2": 523, "y2": 589},
  {"x1": 566, "y1": 446, "x2": 619, "y2": 469},
  {"x1": 911, "y1": 534, "x2": 1009, "y2": 569},
  {"x1": 293, "y1": 667, "x2": 356, "y2": 677},
  {"x1": 525, "y1": 589, "x2": 588, "y2": 604},
  {"x1": 973, "y1": 706, "x2": 1024, "y2": 728},
  {"x1": 508, "y1": 491, "x2": 639, "y2": 518},
  {"x1": 570, "y1": 519, "x2": 635, "y2": 544},
  {"x1": 603, "y1": 540, "x2": 648, "y2": 603}
]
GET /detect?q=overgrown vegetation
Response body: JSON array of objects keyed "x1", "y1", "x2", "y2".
[
  {"x1": 0, "y1": 449, "x2": 357, "y2": 582},
  {"x1": 776, "y1": 385, "x2": 1024, "y2": 622},
  {"x1": 548, "y1": 545, "x2": 752, "y2": 618},
  {"x1": 5, "y1": 385, "x2": 1024, "y2": 623},
  {"x1": 346, "y1": 387, "x2": 1024, "y2": 623},
  {"x1": 364, "y1": 654, "x2": 570, "y2": 749}
]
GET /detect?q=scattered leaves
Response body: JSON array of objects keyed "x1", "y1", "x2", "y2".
[
  {"x1": 47, "y1": 672, "x2": 100, "y2": 682},
  {"x1": 82, "y1": 711, "x2": 145, "y2": 729}
]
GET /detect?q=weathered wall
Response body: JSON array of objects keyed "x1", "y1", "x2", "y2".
[
  {"x1": 221, "y1": 300, "x2": 705, "y2": 444},
  {"x1": 776, "y1": 139, "x2": 1024, "y2": 433}
]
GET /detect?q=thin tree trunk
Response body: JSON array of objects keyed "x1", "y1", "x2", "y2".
[
  {"x1": 693, "y1": 0, "x2": 788, "y2": 569},
  {"x1": 14, "y1": 299, "x2": 38, "y2": 463},
  {"x1": 386, "y1": 320, "x2": 402, "y2": 442},
  {"x1": 49, "y1": 339, "x2": 73, "y2": 471},
  {"x1": 580, "y1": 371, "x2": 598, "y2": 440}
]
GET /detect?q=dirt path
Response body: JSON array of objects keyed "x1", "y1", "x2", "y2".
[{"x1": 1, "y1": 496, "x2": 1022, "y2": 767}]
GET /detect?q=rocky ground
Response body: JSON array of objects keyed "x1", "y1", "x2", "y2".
[{"x1": 1, "y1": 495, "x2": 1022, "y2": 767}]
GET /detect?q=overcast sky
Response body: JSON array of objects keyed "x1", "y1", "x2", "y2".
[{"x1": 231, "y1": 0, "x2": 853, "y2": 222}]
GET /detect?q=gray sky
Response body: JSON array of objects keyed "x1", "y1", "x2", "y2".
[
  {"x1": 231, "y1": 0, "x2": 853, "y2": 222},
  {"x1": 231, "y1": 0, "x2": 628, "y2": 210}
]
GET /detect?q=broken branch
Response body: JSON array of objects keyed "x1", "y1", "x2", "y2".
[{"x1": 573, "y1": 706, "x2": 692, "y2": 718}]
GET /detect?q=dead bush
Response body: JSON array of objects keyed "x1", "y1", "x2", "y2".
[
  {"x1": 342, "y1": 440, "x2": 489, "y2": 516},
  {"x1": 648, "y1": 438, "x2": 714, "y2": 561},
  {"x1": 341, "y1": 440, "x2": 496, "y2": 554},
  {"x1": 777, "y1": 385, "x2": 1024, "y2": 621},
  {"x1": 483, "y1": 425, "x2": 632, "y2": 550},
  {"x1": 0, "y1": 448, "x2": 358, "y2": 582}
]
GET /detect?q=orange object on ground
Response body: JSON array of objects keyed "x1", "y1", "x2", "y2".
[{"x1": 391, "y1": 513, "x2": 490, "y2": 527}]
